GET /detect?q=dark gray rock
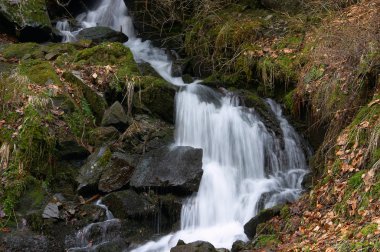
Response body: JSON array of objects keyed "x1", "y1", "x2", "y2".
[
  {"x1": 130, "y1": 146, "x2": 203, "y2": 195},
  {"x1": 101, "y1": 101, "x2": 129, "y2": 131},
  {"x1": 98, "y1": 152, "x2": 138, "y2": 193},
  {"x1": 301, "y1": 172, "x2": 313, "y2": 190},
  {"x1": 0, "y1": 232, "x2": 50, "y2": 252},
  {"x1": 77, "y1": 26, "x2": 128, "y2": 44},
  {"x1": 76, "y1": 147, "x2": 111, "y2": 196},
  {"x1": 102, "y1": 190, "x2": 156, "y2": 220},
  {"x1": 243, "y1": 205, "x2": 283, "y2": 239},
  {"x1": 170, "y1": 240, "x2": 217, "y2": 252},
  {"x1": 42, "y1": 203, "x2": 59, "y2": 219}
]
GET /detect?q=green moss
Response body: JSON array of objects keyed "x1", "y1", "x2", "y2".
[
  {"x1": 1, "y1": 43, "x2": 42, "y2": 59},
  {"x1": 0, "y1": 0, "x2": 51, "y2": 28},
  {"x1": 284, "y1": 89, "x2": 296, "y2": 112},
  {"x1": 254, "y1": 234, "x2": 280, "y2": 248},
  {"x1": 75, "y1": 42, "x2": 137, "y2": 67},
  {"x1": 303, "y1": 65, "x2": 325, "y2": 84},
  {"x1": 361, "y1": 223, "x2": 378, "y2": 236},
  {"x1": 348, "y1": 170, "x2": 365, "y2": 189},
  {"x1": 19, "y1": 59, "x2": 61, "y2": 85},
  {"x1": 63, "y1": 98, "x2": 95, "y2": 139},
  {"x1": 98, "y1": 148, "x2": 112, "y2": 168}
]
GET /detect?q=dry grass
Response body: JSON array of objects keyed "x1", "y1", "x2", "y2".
[{"x1": 297, "y1": 0, "x2": 380, "y2": 157}]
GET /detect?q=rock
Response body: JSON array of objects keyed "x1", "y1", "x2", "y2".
[
  {"x1": 101, "y1": 101, "x2": 129, "y2": 130},
  {"x1": 57, "y1": 140, "x2": 90, "y2": 160},
  {"x1": 44, "y1": 52, "x2": 58, "y2": 61},
  {"x1": 243, "y1": 205, "x2": 283, "y2": 239},
  {"x1": 130, "y1": 146, "x2": 203, "y2": 195},
  {"x1": 90, "y1": 126, "x2": 121, "y2": 146},
  {"x1": 0, "y1": 0, "x2": 52, "y2": 42},
  {"x1": 42, "y1": 203, "x2": 59, "y2": 219},
  {"x1": 98, "y1": 152, "x2": 138, "y2": 193},
  {"x1": 77, "y1": 26, "x2": 128, "y2": 44},
  {"x1": 170, "y1": 240, "x2": 217, "y2": 252},
  {"x1": 76, "y1": 147, "x2": 111, "y2": 196},
  {"x1": 301, "y1": 172, "x2": 313, "y2": 190},
  {"x1": 231, "y1": 240, "x2": 248, "y2": 252},
  {"x1": 102, "y1": 190, "x2": 156, "y2": 220},
  {"x1": 135, "y1": 76, "x2": 176, "y2": 123},
  {"x1": 0, "y1": 232, "x2": 50, "y2": 252},
  {"x1": 62, "y1": 71, "x2": 108, "y2": 124},
  {"x1": 121, "y1": 114, "x2": 174, "y2": 154}
]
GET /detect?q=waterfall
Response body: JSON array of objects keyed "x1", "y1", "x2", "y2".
[{"x1": 57, "y1": 1, "x2": 309, "y2": 251}]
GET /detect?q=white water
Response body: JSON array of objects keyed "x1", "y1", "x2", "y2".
[{"x1": 57, "y1": 1, "x2": 309, "y2": 251}]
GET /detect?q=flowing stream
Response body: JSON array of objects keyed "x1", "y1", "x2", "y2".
[{"x1": 57, "y1": 0, "x2": 309, "y2": 251}]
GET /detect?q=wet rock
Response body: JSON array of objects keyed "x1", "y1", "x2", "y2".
[
  {"x1": 170, "y1": 240, "x2": 217, "y2": 252},
  {"x1": 90, "y1": 126, "x2": 121, "y2": 146},
  {"x1": 130, "y1": 146, "x2": 203, "y2": 195},
  {"x1": 244, "y1": 205, "x2": 283, "y2": 239},
  {"x1": 0, "y1": 231, "x2": 50, "y2": 252},
  {"x1": 101, "y1": 101, "x2": 129, "y2": 131},
  {"x1": 301, "y1": 172, "x2": 313, "y2": 190},
  {"x1": 42, "y1": 203, "x2": 60, "y2": 219},
  {"x1": 77, "y1": 26, "x2": 128, "y2": 44},
  {"x1": 57, "y1": 140, "x2": 90, "y2": 160},
  {"x1": 102, "y1": 190, "x2": 156, "y2": 220},
  {"x1": 76, "y1": 147, "x2": 111, "y2": 196},
  {"x1": 98, "y1": 152, "x2": 138, "y2": 193}
]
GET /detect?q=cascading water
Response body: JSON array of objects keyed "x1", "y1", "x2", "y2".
[{"x1": 57, "y1": 1, "x2": 309, "y2": 251}]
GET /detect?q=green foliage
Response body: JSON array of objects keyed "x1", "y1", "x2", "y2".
[
  {"x1": 254, "y1": 234, "x2": 280, "y2": 248},
  {"x1": 360, "y1": 223, "x2": 378, "y2": 236},
  {"x1": 63, "y1": 98, "x2": 95, "y2": 140}
]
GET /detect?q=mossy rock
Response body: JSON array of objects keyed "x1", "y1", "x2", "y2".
[
  {"x1": 74, "y1": 42, "x2": 137, "y2": 68},
  {"x1": 19, "y1": 59, "x2": 61, "y2": 85},
  {"x1": 134, "y1": 76, "x2": 176, "y2": 123},
  {"x1": 62, "y1": 71, "x2": 107, "y2": 124},
  {"x1": 0, "y1": 0, "x2": 52, "y2": 42},
  {"x1": 1, "y1": 42, "x2": 43, "y2": 59}
]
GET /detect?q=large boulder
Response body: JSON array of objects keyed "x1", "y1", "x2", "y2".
[
  {"x1": 170, "y1": 240, "x2": 217, "y2": 252},
  {"x1": 76, "y1": 148, "x2": 138, "y2": 195},
  {"x1": 77, "y1": 26, "x2": 128, "y2": 44},
  {"x1": 98, "y1": 152, "x2": 138, "y2": 193},
  {"x1": 243, "y1": 205, "x2": 283, "y2": 239},
  {"x1": 135, "y1": 76, "x2": 176, "y2": 123},
  {"x1": 130, "y1": 146, "x2": 203, "y2": 195},
  {"x1": 102, "y1": 190, "x2": 156, "y2": 220},
  {"x1": 0, "y1": 0, "x2": 52, "y2": 42}
]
